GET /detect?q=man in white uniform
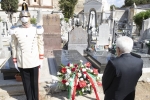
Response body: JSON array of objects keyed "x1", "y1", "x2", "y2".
[{"x1": 10, "y1": 1, "x2": 44, "y2": 100}]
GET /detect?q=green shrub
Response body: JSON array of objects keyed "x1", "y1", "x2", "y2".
[
  {"x1": 133, "y1": 10, "x2": 150, "y2": 30},
  {"x1": 30, "y1": 18, "x2": 37, "y2": 24}
]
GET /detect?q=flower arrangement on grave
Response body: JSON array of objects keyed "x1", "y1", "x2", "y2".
[{"x1": 57, "y1": 60, "x2": 102, "y2": 100}]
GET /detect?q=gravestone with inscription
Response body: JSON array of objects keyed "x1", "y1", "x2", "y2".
[
  {"x1": 68, "y1": 26, "x2": 88, "y2": 55},
  {"x1": 43, "y1": 14, "x2": 61, "y2": 57},
  {"x1": 97, "y1": 24, "x2": 110, "y2": 47},
  {"x1": 53, "y1": 50, "x2": 88, "y2": 72}
]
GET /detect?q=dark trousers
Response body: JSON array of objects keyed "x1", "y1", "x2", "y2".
[
  {"x1": 124, "y1": 90, "x2": 135, "y2": 100},
  {"x1": 19, "y1": 67, "x2": 39, "y2": 100}
]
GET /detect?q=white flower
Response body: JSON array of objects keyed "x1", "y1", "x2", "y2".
[
  {"x1": 67, "y1": 69, "x2": 71, "y2": 74},
  {"x1": 90, "y1": 69, "x2": 93, "y2": 73},
  {"x1": 57, "y1": 72, "x2": 61, "y2": 75},
  {"x1": 98, "y1": 74, "x2": 101, "y2": 78},
  {"x1": 65, "y1": 82, "x2": 69, "y2": 86},
  {"x1": 83, "y1": 74, "x2": 86, "y2": 78},
  {"x1": 78, "y1": 73, "x2": 82, "y2": 77},
  {"x1": 80, "y1": 60, "x2": 83, "y2": 63},
  {"x1": 65, "y1": 74, "x2": 70, "y2": 79},
  {"x1": 70, "y1": 63, "x2": 73, "y2": 67},
  {"x1": 87, "y1": 88, "x2": 90, "y2": 91},
  {"x1": 82, "y1": 88, "x2": 84, "y2": 92},
  {"x1": 87, "y1": 84, "x2": 91, "y2": 87},
  {"x1": 81, "y1": 65, "x2": 84, "y2": 67},
  {"x1": 69, "y1": 78, "x2": 73, "y2": 81},
  {"x1": 80, "y1": 78, "x2": 84, "y2": 81},
  {"x1": 82, "y1": 68, "x2": 86, "y2": 72},
  {"x1": 96, "y1": 77, "x2": 100, "y2": 80}
]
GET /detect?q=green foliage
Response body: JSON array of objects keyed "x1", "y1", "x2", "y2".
[
  {"x1": 110, "y1": 5, "x2": 116, "y2": 11},
  {"x1": 124, "y1": 0, "x2": 150, "y2": 7},
  {"x1": 30, "y1": 18, "x2": 37, "y2": 24},
  {"x1": 58, "y1": 0, "x2": 78, "y2": 18},
  {"x1": 1, "y1": 0, "x2": 18, "y2": 13},
  {"x1": 133, "y1": 10, "x2": 150, "y2": 30},
  {"x1": 64, "y1": 18, "x2": 69, "y2": 23}
]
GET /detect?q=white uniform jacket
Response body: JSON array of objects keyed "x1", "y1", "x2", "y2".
[{"x1": 10, "y1": 25, "x2": 44, "y2": 68}]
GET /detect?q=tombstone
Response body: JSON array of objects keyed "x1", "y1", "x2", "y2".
[
  {"x1": 140, "y1": 18, "x2": 150, "y2": 41},
  {"x1": 96, "y1": 23, "x2": 110, "y2": 49},
  {"x1": 43, "y1": 14, "x2": 61, "y2": 57},
  {"x1": 85, "y1": 50, "x2": 115, "y2": 73},
  {"x1": 53, "y1": 50, "x2": 88, "y2": 72},
  {"x1": 68, "y1": 26, "x2": 88, "y2": 55}
]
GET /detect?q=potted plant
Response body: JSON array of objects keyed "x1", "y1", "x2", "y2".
[{"x1": 15, "y1": 73, "x2": 22, "y2": 82}]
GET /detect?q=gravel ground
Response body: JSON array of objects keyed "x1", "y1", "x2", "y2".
[{"x1": 8, "y1": 82, "x2": 150, "y2": 100}]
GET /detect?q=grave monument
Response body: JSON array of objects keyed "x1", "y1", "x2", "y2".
[
  {"x1": 68, "y1": 26, "x2": 88, "y2": 55},
  {"x1": 43, "y1": 14, "x2": 61, "y2": 57}
]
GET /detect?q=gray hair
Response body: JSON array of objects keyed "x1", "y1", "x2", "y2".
[{"x1": 116, "y1": 36, "x2": 133, "y2": 53}]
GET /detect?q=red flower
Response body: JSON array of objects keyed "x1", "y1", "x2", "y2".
[
  {"x1": 97, "y1": 82, "x2": 102, "y2": 86},
  {"x1": 93, "y1": 69, "x2": 98, "y2": 75},
  {"x1": 67, "y1": 63, "x2": 70, "y2": 66},
  {"x1": 61, "y1": 67, "x2": 67, "y2": 73},
  {"x1": 79, "y1": 81, "x2": 87, "y2": 88},
  {"x1": 74, "y1": 64, "x2": 78, "y2": 68},
  {"x1": 71, "y1": 68, "x2": 76, "y2": 72},
  {"x1": 62, "y1": 80, "x2": 67, "y2": 84},
  {"x1": 85, "y1": 62, "x2": 91, "y2": 68},
  {"x1": 76, "y1": 84, "x2": 81, "y2": 90}
]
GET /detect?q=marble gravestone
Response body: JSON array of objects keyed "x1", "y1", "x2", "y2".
[
  {"x1": 96, "y1": 23, "x2": 110, "y2": 50},
  {"x1": 86, "y1": 50, "x2": 115, "y2": 73},
  {"x1": 68, "y1": 26, "x2": 88, "y2": 55},
  {"x1": 43, "y1": 14, "x2": 61, "y2": 57},
  {"x1": 53, "y1": 50, "x2": 88, "y2": 72}
]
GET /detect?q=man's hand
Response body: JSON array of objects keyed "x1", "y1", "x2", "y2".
[{"x1": 14, "y1": 63, "x2": 20, "y2": 72}]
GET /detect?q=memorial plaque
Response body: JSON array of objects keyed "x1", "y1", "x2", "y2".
[
  {"x1": 68, "y1": 27, "x2": 88, "y2": 55},
  {"x1": 53, "y1": 50, "x2": 88, "y2": 72},
  {"x1": 43, "y1": 14, "x2": 61, "y2": 57},
  {"x1": 97, "y1": 24, "x2": 110, "y2": 45}
]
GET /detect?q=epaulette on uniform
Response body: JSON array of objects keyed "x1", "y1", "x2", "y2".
[
  {"x1": 36, "y1": 25, "x2": 42, "y2": 29},
  {"x1": 35, "y1": 25, "x2": 44, "y2": 34},
  {"x1": 10, "y1": 25, "x2": 20, "y2": 30},
  {"x1": 9, "y1": 25, "x2": 21, "y2": 35}
]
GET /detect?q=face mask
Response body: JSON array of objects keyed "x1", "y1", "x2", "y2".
[{"x1": 21, "y1": 17, "x2": 29, "y2": 23}]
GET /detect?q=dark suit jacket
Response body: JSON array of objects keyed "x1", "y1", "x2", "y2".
[{"x1": 102, "y1": 53, "x2": 143, "y2": 100}]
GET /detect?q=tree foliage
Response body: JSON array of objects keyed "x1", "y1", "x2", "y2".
[
  {"x1": 58, "y1": 0, "x2": 78, "y2": 18},
  {"x1": 133, "y1": 10, "x2": 150, "y2": 30},
  {"x1": 124, "y1": 0, "x2": 150, "y2": 7},
  {"x1": 110, "y1": 5, "x2": 116, "y2": 11},
  {"x1": 1, "y1": 0, "x2": 19, "y2": 24},
  {"x1": 1, "y1": 0, "x2": 18, "y2": 13}
]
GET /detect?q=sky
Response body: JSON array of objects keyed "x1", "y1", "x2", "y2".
[{"x1": 107, "y1": 0, "x2": 125, "y2": 7}]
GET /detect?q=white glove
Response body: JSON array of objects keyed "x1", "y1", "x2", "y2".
[
  {"x1": 39, "y1": 60, "x2": 43, "y2": 69},
  {"x1": 14, "y1": 63, "x2": 20, "y2": 72}
]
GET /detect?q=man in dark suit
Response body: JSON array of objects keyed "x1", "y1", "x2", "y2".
[{"x1": 102, "y1": 36, "x2": 143, "y2": 100}]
